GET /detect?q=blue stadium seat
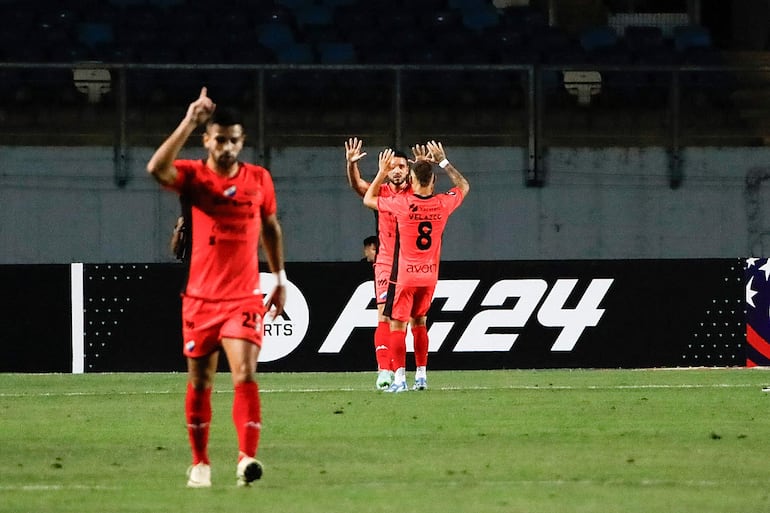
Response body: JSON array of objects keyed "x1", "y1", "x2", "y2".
[
  {"x1": 461, "y1": 6, "x2": 501, "y2": 32},
  {"x1": 673, "y1": 25, "x2": 712, "y2": 52},
  {"x1": 317, "y1": 42, "x2": 356, "y2": 64},
  {"x1": 579, "y1": 26, "x2": 618, "y2": 53},
  {"x1": 275, "y1": 42, "x2": 315, "y2": 63},
  {"x1": 77, "y1": 22, "x2": 115, "y2": 49},
  {"x1": 257, "y1": 21, "x2": 297, "y2": 51}
]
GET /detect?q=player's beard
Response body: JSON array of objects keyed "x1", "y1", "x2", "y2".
[{"x1": 217, "y1": 153, "x2": 237, "y2": 169}]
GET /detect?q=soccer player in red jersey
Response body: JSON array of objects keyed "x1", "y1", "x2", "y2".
[
  {"x1": 147, "y1": 87, "x2": 286, "y2": 488},
  {"x1": 363, "y1": 141, "x2": 470, "y2": 392},
  {"x1": 346, "y1": 137, "x2": 432, "y2": 391}
]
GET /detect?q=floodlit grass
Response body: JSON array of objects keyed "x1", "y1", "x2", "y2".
[{"x1": 1, "y1": 369, "x2": 770, "y2": 513}]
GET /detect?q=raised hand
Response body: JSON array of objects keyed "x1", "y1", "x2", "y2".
[
  {"x1": 345, "y1": 137, "x2": 367, "y2": 163},
  {"x1": 185, "y1": 86, "x2": 216, "y2": 126},
  {"x1": 426, "y1": 140, "x2": 446, "y2": 163},
  {"x1": 411, "y1": 143, "x2": 433, "y2": 163},
  {"x1": 378, "y1": 148, "x2": 394, "y2": 176}
]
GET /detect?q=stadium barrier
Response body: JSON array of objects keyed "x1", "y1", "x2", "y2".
[{"x1": 1, "y1": 259, "x2": 752, "y2": 373}]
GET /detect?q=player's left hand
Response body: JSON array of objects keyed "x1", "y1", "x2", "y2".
[
  {"x1": 265, "y1": 284, "x2": 286, "y2": 320},
  {"x1": 411, "y1": 143, "x2": 433, "y2": 163},
  {"x1": 378, "y1": 148, "x2": 394, "y2": 176},
  {"x1": 426, "y1": 140, "x2": 446, "y2": 163}
]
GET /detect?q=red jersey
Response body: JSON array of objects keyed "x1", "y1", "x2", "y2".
[
  {"x1": 377, "y1": 187, "x2": 464, "y2": 287},
  {"x1": 168, "y1": 159, "x2": 277, "y2": 301},
  {"x1": 375, "y1": 183, "x2": 412, "y2": 268}
]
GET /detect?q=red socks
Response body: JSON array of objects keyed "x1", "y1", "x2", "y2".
[
  {"x1": 412, "y1": 325, "x2": 429, "y2": 367},
  {"x1": 374, "y1": 321, "x2": 391, "y2": 371},
  {"x1": 185, "y1": 383, "x2": 212, "y2": 465},
  {"x1": 233, "y1": 381, "x2": 261, "y2": 460},
  {"x1": 389, "y1": 329, "x2": 407, "y2": 371}
]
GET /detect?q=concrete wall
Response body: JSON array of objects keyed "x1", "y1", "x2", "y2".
[{"x1": 0, "y1": 145, "x2": 766, "y2": 264}]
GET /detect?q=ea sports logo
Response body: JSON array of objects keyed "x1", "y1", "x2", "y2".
[{"x1": 258, "y1": 272, "x2": 309, "y2": 362}]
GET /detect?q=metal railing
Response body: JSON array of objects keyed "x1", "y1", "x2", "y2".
[{"x1": 1, "y1": 62, "x2": 769, "y2": 187}]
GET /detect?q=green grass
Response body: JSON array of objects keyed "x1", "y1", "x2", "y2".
[{"x1": 2, "y1": 369, "x2": 770, "y2": 513}]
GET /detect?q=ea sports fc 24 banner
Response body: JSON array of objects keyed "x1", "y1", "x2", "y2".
[{"x1": 1, "y1": 259, "x2": 748, "y2": 373}]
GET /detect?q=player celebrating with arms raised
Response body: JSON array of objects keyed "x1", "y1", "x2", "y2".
[
  {"x1": 363, "y1": 141, "x2": 470, "y2": 392},
  {"x1": 346, "y1": 138, "x2": 414, "y2": 390},
  {"x1": 147, "y1": 87, "x2": 286, "y2": 488}
]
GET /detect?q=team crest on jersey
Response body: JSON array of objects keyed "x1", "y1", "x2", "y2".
[{"x1": 223, "y1": 185, "x2": 237, "y2": 197}]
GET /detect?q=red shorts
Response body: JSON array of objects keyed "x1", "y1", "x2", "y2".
[
  {"x1": 181, "y1": 295, "x2": 266, "y2": 358},
  {"x1": 384, "y1": 283, "x2": 435, "y2": 322},
  {"x1": 373, "y1": 263, "x2": 392, "y2": 305}
]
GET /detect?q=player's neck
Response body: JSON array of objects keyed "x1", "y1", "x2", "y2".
[{"x1": 413, "y1": 184, "x2": 433, "y2": 197}]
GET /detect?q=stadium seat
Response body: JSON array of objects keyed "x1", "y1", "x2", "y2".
[
  {"x1": 317, "y1": 42, "x2": 356, "y2": 64},
  {"x1": 673, "y1": 25, "x2": 712, "y2": 52},
  {"x1": 461, "y1": 6, "x2": 501, "y2": 32},
  {"x1": 294, "y1": 4, "x2": 334, "y2": 28},
  {"x1": 77, "y1": 22, "x2": 115, "y2": 49},
  {"x1": 257, "y1": 21, "x2": 297, "y2": 51},
  {"x1": 579, "y1": 26, "x2": 619, "y2": 53},
  {"x1": 274, "y1": 42, "x2": 315, "y2": 64}
]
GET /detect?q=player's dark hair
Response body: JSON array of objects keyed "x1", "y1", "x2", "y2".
[
  {"x1": 392, "y1": 149, "x2": 408, "y2": 160},
  {"x1": 412, "y1": 160, "x2": 434, "y2": 186},
  {"x1": 208, "y1": 107, "x2": 243, "y2": 128},
  {"x1": 363, "y1": 235, "x2": 379, "y2": 247}
]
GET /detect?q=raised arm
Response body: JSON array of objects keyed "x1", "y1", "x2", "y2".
[
  {"x1": 363, "y1": 148, "x2": 394, "y2": 210},
  {"x1": 427, "y1": 140, "x2": 470, "y2": 198},
  {"x1": 345, "y1": 137, "x2": 370, "y2": 197},
  {"x1": 147, "y1": 87, "x2": 216, "y2": 186}
]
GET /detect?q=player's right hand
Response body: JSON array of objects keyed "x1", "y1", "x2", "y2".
[{"x1": 345, "y1": 137, "x2": 367, "y2": 163}]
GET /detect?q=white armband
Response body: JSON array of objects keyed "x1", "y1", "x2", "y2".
[{"x1": 438, "y1": 159, "x2": 449, "y2": 169}]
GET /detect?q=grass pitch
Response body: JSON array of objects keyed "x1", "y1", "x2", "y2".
[{"x1": 1, "y1": 369, "x2": 770, "y2": 513}]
